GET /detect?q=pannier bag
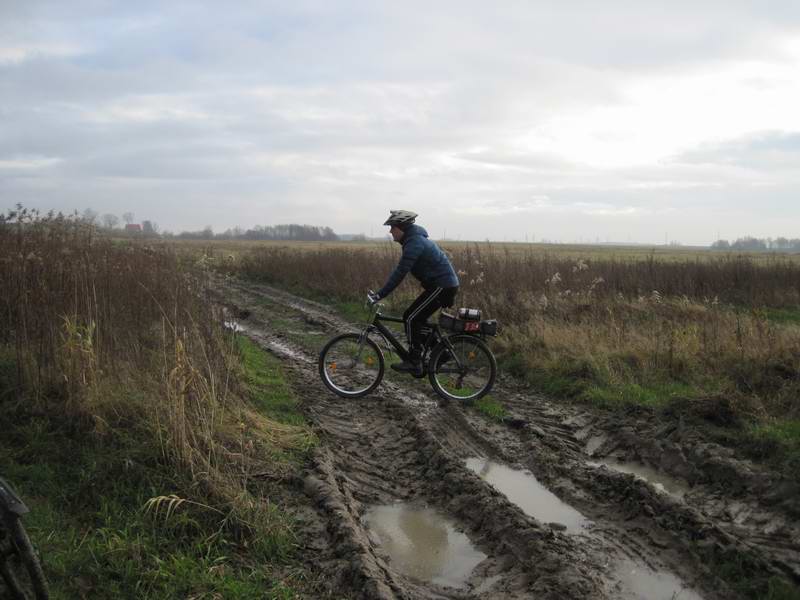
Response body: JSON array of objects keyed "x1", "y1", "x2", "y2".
[
  {"x1": 480, "y1": 319, "x2": 498, "y2": 336},
  {"x1": 439, "y1": 311, "x2": 499, "y2": 336}
]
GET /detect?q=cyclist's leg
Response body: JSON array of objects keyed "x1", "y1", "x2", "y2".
[
  {"x1": 405, "y1": 288, "x2": 443, "y2": 354},
  {"x1": 405, "y1": 286, "x2": 458, "y2": 347},
  {"x1": 392, "y1": 289, "x2": 440, "y2": 373},
  {"x1": 438, "y1": 286, "x2": 458, "y2": 310},
  {"x1": 424, "y1": 287, "x2": 458, "y2": 363}
]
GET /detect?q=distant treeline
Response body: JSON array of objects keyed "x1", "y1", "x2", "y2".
[
  {"x1": 163, "y1": 224, "x2": 340, "y2": 242},
  {"x1": 711, "y1": 236, "x2": 800, "y2": 252}
]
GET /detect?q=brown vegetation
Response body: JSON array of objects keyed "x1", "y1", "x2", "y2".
[
  {"x1": 232, "y1": 242, "x2": 800, "y2": 426},
  {"x1": 0, "y1": 207, "x2": 307, "y2": 534}
]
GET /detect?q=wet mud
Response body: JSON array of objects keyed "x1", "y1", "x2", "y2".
[{"x1": 213, "y1": 277, "x2": 799, "y2": 599}]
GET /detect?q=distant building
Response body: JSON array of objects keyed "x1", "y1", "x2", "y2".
[{"x1": 125, "y1": 224, "x2": 142, "y2": 232}]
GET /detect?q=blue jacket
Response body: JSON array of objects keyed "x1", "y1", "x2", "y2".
[{"x1": 377, "y1": 225, "x2": 459, "y2": 298}]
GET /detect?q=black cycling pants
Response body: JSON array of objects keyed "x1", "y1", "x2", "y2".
[{"x1": 403, "y1": 286, "x2": 458, "y2": 355}]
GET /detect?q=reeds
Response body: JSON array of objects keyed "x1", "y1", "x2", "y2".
[
  {"x1": 0, "y1": 206, "x2": 308, "y2": 541},
  {"x1": 234, "y1": 240, "x2": 800, "y2": 418}
]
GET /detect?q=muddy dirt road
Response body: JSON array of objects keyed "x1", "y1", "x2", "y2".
[{"x1": 216, "y1": 277, "x2": 799, "y2": 600}]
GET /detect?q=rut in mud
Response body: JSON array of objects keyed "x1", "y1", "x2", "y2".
[{"x1": 215, "y1": 277, "x2": 799, "y2": 600}]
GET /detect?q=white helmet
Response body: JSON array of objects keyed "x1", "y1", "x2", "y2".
[{"x1": 383, "y1": 210, "x2": 417, "y2": 228}]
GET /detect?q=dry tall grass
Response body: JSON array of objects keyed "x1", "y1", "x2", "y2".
[
  {"x1": 0, "y1": 206, "x2": 307, "y2": 538},
  {"x1": 233, "y1": 241, "x2": 800, "y2": 418}
]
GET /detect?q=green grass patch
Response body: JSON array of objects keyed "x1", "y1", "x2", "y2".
[
  {"x1": 580, "y1": 380, "x2": 700, "y2": 409},
  {"x1": 742, "y1": 419, "x2": 800, "y2": 477},
  {"x1": 0, "y1": 406, "x2": 298, "y2": 599},
  {"x1": 237, "y1": 334, "x2": 301, "y2": 424},
  {"x1": 761, "y1": 306, "x2": 800, "y2": 325},
  {"x1": 705, "y1": 545, "x2": 800, "y2": 600},
  {"x1": 237, "y1": 335, "x2": 313, "y2": 434},
  {"x1": 334, "y1": 299, "x2": 372, "y2": 324},
  {"x1": 472, "y1": 396, "x2": 507, "y2": 421},
  {"x1": 0, "y1": 343, "x2": 316, "y2": 599}
]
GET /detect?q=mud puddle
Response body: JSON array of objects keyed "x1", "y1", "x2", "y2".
[
  {"x1": 465, "y1": 457, "x2": 589, "y2": 532},
  {"x1": 466, "y1": 457, "x2": 705, "y2": 599},
  {"x1": 588, "y1": 460, "x2": 689, "y2": 499},
  {"x1": 363, "y1": 502, "x2": 486, "y2": 588},
  {"x1": 611, "y1": 558, "x2": 704, "y2": 600},
  {"x1": 216, "y1": 277, "x2": 800, "y2": 599}
]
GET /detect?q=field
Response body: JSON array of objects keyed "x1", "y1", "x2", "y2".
[
  {"x1": 215, "y1": 239, "x2": 800, "y2": 466},
  {"x1": 2, "y1": 212, "x2": 799, "y2": 599},
  {"x1": 188, "y1": 237, "x2": 800, "y2": 472}
]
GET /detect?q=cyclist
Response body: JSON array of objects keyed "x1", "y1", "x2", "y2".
[{"x1": 370, "y1": 210, "x2": 459, "y2": 375}]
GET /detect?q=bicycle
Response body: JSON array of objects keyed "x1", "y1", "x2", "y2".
[
  {"x1": 0, "y1": 477, "x2": 49, "y2": 600},
  {"x1": 318, "y1": 292, "x2": 498, "y2": 402}
]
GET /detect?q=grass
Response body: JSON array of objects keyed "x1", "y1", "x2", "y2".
[
  {"x1": 706, "y1": 543, "x2": 800, "y2": 600},
  {"x1": 237, "y1": 335, "x2": 314, "y2": 435},
  {"x1": 0, "y1": 318, "x2": 316, "y2": 598},
  {"x1": 579, "y1": 380, "x2": 701, "y2": 409},
  {"x1": 0, "y1": 397, "x2": 298, "y2": 599},
  {"x1": 742, "y1": 420, "x2": 800, "y2": 477},
  {"x1": 472, "y1": 396, "x2": 507, "y2": 421},
  {"x1": 762, "y1": 307, "x2": 800, "y2": 325}
]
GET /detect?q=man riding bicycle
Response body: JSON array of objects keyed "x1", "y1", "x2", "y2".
[{"x1": 369, "y1": 210, "x2": 459, "y2": 375}]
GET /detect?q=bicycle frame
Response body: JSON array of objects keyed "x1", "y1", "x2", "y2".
[
  {"x1": 360, "y1": 303, "x2": 459, "y2": 368},
  {"x1": 319, "y1": 295, "x2": 497, "y2": 401}
]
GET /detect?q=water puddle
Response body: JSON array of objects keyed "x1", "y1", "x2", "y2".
[
  {"x1": 465, "y1": 458, "x2": 589, "y2": 532},
  {"x1": 588, "y1": 460, "x2": 689, "y2": 499},
  {"x1": 363, "y1": 503, "x2": 486, "y2": 588},
  {"x1": 260, "y1": 338, "x2": 313, "y2": 364},
  {"x1": 612, "y1": 558, "x2": 704, "y2": 600}
]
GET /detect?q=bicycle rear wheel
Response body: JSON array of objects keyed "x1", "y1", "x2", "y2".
[
  {"x1": 319, "y1": 333, "x2": 385, "y2": 398},
  {"x1": 428, "y1": 334, "x2": 496, "y2": 402},
  {"x1": 0, "y1": 514, "x2": 49, "y2": 599}
]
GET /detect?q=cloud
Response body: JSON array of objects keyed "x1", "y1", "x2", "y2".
[
  {"x1": 2, "y1": 1, "x2": 800, "y2": 243},
  {"x1": 671, "y1": 130, "x2": 800, "y2": 170}
]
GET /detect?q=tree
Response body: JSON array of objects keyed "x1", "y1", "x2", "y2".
[
  {"x1": 775, "y1": 237, "x2": 790, "y2": 250},
  {"x1": 82, "y1": 208, "x2": 98, "y2": 224},
  {"x1": 731, "y1": 237, "x2": 767, "y2": 251},
  {"x1": 142, "y1": 220, "x2": 159, "y2": 235},
  {"x1": 123, "y1": 212, "x2": 135, "y2": 225},
  {"x1": 101, "y1": 214, "x2": 119, "y2": 230},
  {"x1": 710, "y1": 239, "x2": 730, "y2": 250}
]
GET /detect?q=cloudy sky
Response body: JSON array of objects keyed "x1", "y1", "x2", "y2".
[{"x1": 2, "y1": 1, "x2": 800, "y2": 244}]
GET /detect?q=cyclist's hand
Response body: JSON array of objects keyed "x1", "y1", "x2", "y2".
[{"x1": 367, "y1": 290, "x2": 381, "y2": 305}]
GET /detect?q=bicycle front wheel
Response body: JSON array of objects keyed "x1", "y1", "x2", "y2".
[
  {"x1": 0, "y1": 514, "x2": 49, "y2": 599},
  {"x1": 429, "y1": 334, "x2": 497, "y2": 402},
  {"x1": 319, "y1": 333, "x2": 385, "y2": 398}
]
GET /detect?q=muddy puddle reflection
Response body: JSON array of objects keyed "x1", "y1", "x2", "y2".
[
  {"x1": 588, "y1": 460, "x2": 689, "y2": 499},
  {"x1": 363, "y1": 503, "x2": 486, "y2": 588},
  {"x1": 465, "y1": 458, "x2": 589, "y2": 532},
  {"x1": 613, "y1": 558, "x2": 704, "y2": 600}
]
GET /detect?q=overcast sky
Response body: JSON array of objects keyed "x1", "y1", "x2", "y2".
[{"x1": 2, "y1": 1, "x2": 800, "y2": 244}]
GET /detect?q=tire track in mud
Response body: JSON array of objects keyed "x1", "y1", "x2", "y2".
[
  {"x1": 220, "y1": 284, "x2": 606, "y2": 599},
  {"x1": 214, "y1": 277, "x2": 797, "y2": 599},
  {"x1": 449, "y1": 381, "x2": 799, "y2": 598}
]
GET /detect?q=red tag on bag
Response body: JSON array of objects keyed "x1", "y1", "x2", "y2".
[{"x1": 465, "y1": 321, "x2": 480, "y2": 332}]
